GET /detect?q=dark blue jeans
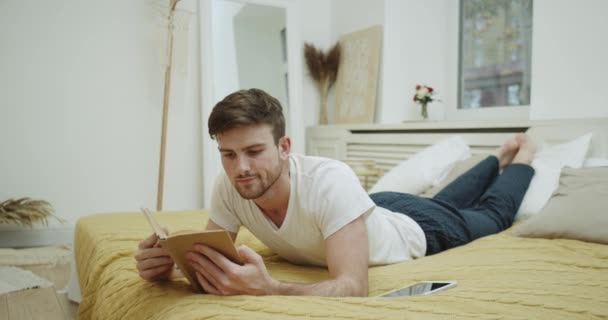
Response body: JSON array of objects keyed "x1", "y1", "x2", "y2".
[{"x1": 370, "y1": 156, "x2": 535, "y2": 256}]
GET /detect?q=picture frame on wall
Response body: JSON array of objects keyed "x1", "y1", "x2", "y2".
[{"x1": 333, "y1": 25, "x2": 382, "y2": 124}]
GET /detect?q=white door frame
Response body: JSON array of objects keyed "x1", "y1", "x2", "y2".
[{"x1": 198, "y1": 0, "x2": 304, "y2": 206}]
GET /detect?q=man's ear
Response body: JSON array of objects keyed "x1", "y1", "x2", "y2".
[{"x1": 278, "y1": 136, "x2": 291, "y2": 159}]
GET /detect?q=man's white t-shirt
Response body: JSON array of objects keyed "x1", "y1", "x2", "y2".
[{"x1": 210, "y1": 154, "x2": 426, "y2": 266}]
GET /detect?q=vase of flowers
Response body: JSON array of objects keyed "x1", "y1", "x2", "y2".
[{"x1": 413, "y1": 85, "x2": 438, "y2": 120}]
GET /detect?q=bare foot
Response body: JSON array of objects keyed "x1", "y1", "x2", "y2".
[
  {"x1": 512, "y1": 134, "x2": 536, "y2": 165},
  {"x1": 494, "y1": 133, "x2": 523, "y2": 169}
]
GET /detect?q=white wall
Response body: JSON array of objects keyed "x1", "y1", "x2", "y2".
[
  {"x1": 330, "y1": 0, "x2": 608, "y2": 124},
  {"x1": 329, "y1": 0, "x2": 384, "y2": 44},
  {"x1": 326, "y1": 0, "x2": 450, "y2": 124},
  {"x1": 211, "y1": 1, "x2": 243, "y2": 100},
  {"x1": 234, "y1": 7, "x2": 288, "y2": 110},
  {"x1": 299, "y1": 0, "x2": 332, "y2": 128},
  {"x1": 530, "y1": 0, "x2": 608, "y2": 120},
  {"x1": 0, "y1": 0, "x2": 203, "y2": 223},
  {"x1": 380, "y1": 0, "x2": 448, "y2": 123}
]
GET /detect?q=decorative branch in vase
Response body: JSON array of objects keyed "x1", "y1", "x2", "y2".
[
  {"x1": 304, "y1": 42, "x2": 341, "y2": 125},
  {"x1": 0, "y1": 198, "x2": 64, "y2": 226}
]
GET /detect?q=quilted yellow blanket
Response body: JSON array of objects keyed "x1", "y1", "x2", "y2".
[{"x1": 75, "y1": 210, "x2": 608, "y2": 320}]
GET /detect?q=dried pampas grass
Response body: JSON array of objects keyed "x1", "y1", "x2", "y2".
[
  {"x1": 0, "y1": 198, "x2": 62, "y2": 227},
  {"x1": 304, "y1": 42, "x2": 341, "y2": 124}
]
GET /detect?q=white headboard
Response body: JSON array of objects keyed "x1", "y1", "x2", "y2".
[
  {"x1": 525, "y1": 118, "x2": 608, "y2": 158},
  {"x1": 306, "y1": 118, "x2": 608, "y2": 187}
]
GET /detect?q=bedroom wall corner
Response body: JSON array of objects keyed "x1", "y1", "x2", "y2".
[{"x1": 0, "y1": 0, "x2": 204, "y2": 234}]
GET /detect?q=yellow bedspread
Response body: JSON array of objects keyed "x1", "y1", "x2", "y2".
[{"x1": 75, "y1": 210, "x2": 608, "y2": 320}]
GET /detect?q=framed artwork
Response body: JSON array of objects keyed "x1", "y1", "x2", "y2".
[{"x1": 333, "y1": 25, "x2": 382, "y2": 124}]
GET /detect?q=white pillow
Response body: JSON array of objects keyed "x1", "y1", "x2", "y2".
[
  {"x1": 368, "y1": 136, "x2": 470, "y2": 195},
  {"x1": 516, "y1": 133, "x2": 592, "y2": 220}
]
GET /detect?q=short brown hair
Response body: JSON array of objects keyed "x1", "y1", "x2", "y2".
[{"x1": 208, "y1": 88, "x2": 286, "y2": 143}]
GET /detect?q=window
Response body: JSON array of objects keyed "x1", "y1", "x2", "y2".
[{"x1": 459, "y1": 0, "x2": 533, "y2": 110}]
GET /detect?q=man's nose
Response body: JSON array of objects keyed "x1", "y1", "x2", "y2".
[{"x1": 237, "y1": 155, "x2": 251, "y2": 173}]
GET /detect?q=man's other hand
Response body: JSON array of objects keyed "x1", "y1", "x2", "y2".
[{"x1": 135, "y1": 229, "x2": 176, "y2": 281}]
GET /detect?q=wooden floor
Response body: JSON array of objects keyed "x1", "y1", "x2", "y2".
[{"x1": 0, "y1": 262, "x2": 79, "y2": 319}]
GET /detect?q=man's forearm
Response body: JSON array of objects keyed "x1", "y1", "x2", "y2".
[{"x1": 270, "y1": 276, "x2": 368, "y2": 297}]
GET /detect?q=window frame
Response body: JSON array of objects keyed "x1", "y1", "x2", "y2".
[{"x1": 446, "y1": 0, "x2": 531, "y2": 121}]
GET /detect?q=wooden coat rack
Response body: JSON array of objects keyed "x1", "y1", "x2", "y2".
[{"x1": 157, "y1": 0, "x2": 180, "y2": 211}]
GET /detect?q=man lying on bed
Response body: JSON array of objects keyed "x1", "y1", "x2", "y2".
[{"x1": 135, "y1": 88, "x2": 536, "y2": 297}]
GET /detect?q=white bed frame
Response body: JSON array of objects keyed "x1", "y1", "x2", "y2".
[{"x1": 306, "y1": 118, "x2": 608, "y2": 187}]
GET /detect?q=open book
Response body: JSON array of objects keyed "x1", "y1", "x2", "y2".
[{"x1": 141, "y1": 208, "x2": 242, "y2": 292}]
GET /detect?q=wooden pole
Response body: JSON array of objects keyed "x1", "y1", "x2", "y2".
[{"x1": 157, "y1": 0, "x2": 179, "y2": 211}]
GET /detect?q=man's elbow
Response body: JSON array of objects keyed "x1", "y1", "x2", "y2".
[
  {"x1": 353, "y1": 281, "x2": 368, "y2": 297},
  {"x1": 342, "y1": 276, "x2": 368, "y2": 297}
]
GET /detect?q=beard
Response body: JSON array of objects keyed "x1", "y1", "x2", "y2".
[{"x1": 233, "y1": 158, "x2": 284, "y2": 200}]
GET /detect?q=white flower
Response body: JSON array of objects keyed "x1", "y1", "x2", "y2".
[{"x1": 417, "y1": 87, "x2": 429, "y2": 95}]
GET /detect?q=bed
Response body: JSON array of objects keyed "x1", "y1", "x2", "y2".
[{"x1": 74, "y1": 118, "x2": 608, "y2": 319}]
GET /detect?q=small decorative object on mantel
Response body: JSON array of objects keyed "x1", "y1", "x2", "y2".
[
  {"x1": 0, "y1": 198, "x2": 63, "y2": 227},
  {"x1": 413, "y1": 84, "x2": 440, "y2": 120},
  {"x1": 304, "y1": 42, "x2": 341, "y2": 125}
]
